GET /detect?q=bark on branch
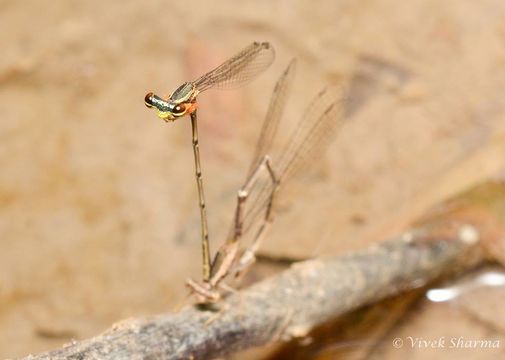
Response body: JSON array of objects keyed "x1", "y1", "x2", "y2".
[{"x1": 24, "y1": 181, "x2": 505, "y2": 360}]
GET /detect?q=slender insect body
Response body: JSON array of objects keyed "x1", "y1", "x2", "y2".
[{"x1": 144, "y1": 42, "x2": 296, "y2": 303}]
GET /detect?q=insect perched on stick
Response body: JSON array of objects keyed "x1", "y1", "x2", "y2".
[
  {"x1": 144, "y1": 42, "x2": 275, "y2": 284},
  {"x1": 186, "y1": 59, "x2": 349, "y2": 302}
]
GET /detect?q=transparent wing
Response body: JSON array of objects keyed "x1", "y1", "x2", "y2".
[
  {"x1": 240, "y1": 86, "x2": 348, "y2": 234},
  {"x1": 192, "y1": 42, "x2": 275, "y2": 92},
  {"x1": 276, "y1": 86, "x2": 347, "y2": 181},
  {"x1": 246, "y1": 59, "x2": 296, "y2": 178}
]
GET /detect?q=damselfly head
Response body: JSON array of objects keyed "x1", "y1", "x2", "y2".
[{"x1": 144, "y1": 92, "x2": 178, "y2": 121}]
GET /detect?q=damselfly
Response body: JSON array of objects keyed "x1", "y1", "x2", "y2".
[
  {"x1": 186, "y1": 60, "x2": 348, "y2": 302},
  {"x1": 144, "y1": 42, "x2": 275, "y2": 284}
]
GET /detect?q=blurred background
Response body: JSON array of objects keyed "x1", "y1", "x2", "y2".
[{"x1": 2, "y1": 0, "x2": 505, "y2": 358}]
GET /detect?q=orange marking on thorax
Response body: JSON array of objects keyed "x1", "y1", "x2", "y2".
[{"x1": 186, "y1": 102, "x2": 198, "y2": 115}]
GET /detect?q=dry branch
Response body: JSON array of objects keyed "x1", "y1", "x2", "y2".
[
  {"x1": 25, "y1": 230, "x2": 480, "y2": 359},
  {"x1": 24, "y1": 181, "x2": 505, "y2": 360}
]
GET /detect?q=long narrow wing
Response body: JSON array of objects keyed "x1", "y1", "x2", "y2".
[
  {"x1": 192, "y1": 42, "x2": 275, "y2": 92},
  {"x1": 276, "y1": 87, "x2": 347, "y2": 181},
  {"x1": 246, "y1": 59, "x2": 296, "y2": 178},
  {"x1": 241, "y1": 86, "x2": 347, "y2": 233}
]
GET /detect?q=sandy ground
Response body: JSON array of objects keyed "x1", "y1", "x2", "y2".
[{"x1": 2, "y1": 0, "x2": 505, "y2": 358}]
